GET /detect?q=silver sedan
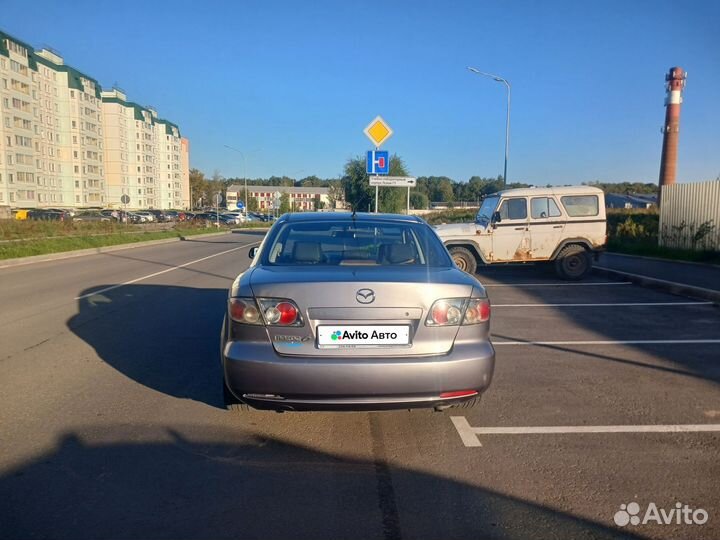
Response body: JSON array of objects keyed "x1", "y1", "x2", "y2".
[{"x1": 221, "y1": 212, "x2": 495, "y2": 412}]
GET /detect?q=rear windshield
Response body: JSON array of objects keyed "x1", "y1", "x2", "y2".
[
  {"x1": 262, "y1": 220, "x2": 452, "y2": 267},
  {"x1": 561, "y1": 195, "x2": 599, "y2": 217}
]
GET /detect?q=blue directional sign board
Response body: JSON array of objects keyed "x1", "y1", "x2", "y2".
[{"x1": 366, "y1": 150, "x2": 389, "y2": 175}]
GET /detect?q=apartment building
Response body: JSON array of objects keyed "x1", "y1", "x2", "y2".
[
  {"x1": 0, "y1": 29, "x2": 189, "y2": 211},
  {"x1": 0, "y1": 33, "x2": 38, "y2": 208}
]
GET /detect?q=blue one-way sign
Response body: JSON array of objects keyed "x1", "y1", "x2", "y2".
[{"x1": 366, "y1": 150, "x2": 389, "y2": 175}]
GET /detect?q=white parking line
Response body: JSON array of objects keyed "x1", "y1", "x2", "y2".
[
  {"x1": 484, "y1": 282, "x2": 632, "y2": 287},
  {"x1": 493, "y1": 301, "x2": 713, "y2": 307},
  {"x1": 493, "y1": 339, "x2": 720, "y2": 346},
  {"x1": 74, "y1": 241, "x2": 261, "y2": 300},
  {"x1": 451, "y1": 416, "x2": 720, "y2": 447}
]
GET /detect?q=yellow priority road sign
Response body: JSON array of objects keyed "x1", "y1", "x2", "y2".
[{"x1": 364, "y1": 116, "x2": 393, "y2": 148}]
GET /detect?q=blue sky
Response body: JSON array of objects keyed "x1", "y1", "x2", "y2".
[{"x1": 4, "y1": 0, "x2": 719, "y2": 184}]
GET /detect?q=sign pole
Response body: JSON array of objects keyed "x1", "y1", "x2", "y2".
[
  {"x1": 407, "y1": 186, "x2": 410, "y2": 215},
  {"x1": 374, "y1": 145, "x2": 379, "y2": 213}
]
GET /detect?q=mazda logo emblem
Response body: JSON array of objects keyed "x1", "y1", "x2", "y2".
[{"x1": 356, "y1": 288, "x2": 375, "y2": 304}]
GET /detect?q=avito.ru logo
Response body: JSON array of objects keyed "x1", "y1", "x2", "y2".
[{"x1": 614, "y1": 502, "x2": 708, "y2": 527}]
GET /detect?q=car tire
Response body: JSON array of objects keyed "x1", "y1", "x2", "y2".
[
  {"x1": 435, "y1": 396, "x2": 482, "y2": 411},
  {"x1": 554, "y1": 245, "x2": 592, "y2": 280},
  {"x1": 223, "y1": 380, "x2": 251, "y2": 412},
  {"x1": 449, "y1": 247, "x2": 478, "y2": 275},
  {"x1": 455, "y1": 396, "x2": 482, "y2": 409}
]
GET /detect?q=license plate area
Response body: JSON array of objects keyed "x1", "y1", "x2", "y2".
[{"x1": 317, "y1": 325, "x2": 411, "y2": 348}]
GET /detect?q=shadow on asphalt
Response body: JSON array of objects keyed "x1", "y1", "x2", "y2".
[
  {"x1": 68, "y1": 284, "x2": 228, "y2": 409},
  {"x1": 0, "y1": 425, "x2": 643, "y2": 540}
]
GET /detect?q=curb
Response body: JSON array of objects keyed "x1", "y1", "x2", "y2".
[
  {"x1": 231, "y1": 227, "x2": 271, "y2": 233},
  {"x1": 603, "y1": 251, "x2": 720, "y2": 270},
  {"x1": 593, "y1": 266, "x2": 720, "y2": 304},
  {"x1": 0, "y1": 231, "x2": 231, "y2": 269}
]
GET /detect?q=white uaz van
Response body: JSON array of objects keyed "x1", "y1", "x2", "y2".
[{"x1": 434, "y1": 186, "x2": 606, "y2": 280}]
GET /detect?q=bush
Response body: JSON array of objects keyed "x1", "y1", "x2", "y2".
[
  {"x1": 606, "y1": 210, "x2": 658, "y2": 247},
  {"x1": 423, "y1": 209, "x2": 476, "y2": 225}
]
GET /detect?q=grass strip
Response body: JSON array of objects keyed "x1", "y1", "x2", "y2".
[{"x1": 0, "y1": 228, "x2": 226, "y2": 260}]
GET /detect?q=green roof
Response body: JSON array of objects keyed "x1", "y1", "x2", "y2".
[
  {"x1": 0, "y1": 29, "x2": 34, "y2": 59},
  {"x1": 32, "y1": 52, "x2": 102, "y2": 98},
  {"x1": 1, "y1": 28, "x2": 101, "y2": 98},
  {"x1": 101, "y1": 95, "x2": 181, "y2": 136},
  {"x1": 2, "y1": 27, "x2": 179, "y2": 133}
]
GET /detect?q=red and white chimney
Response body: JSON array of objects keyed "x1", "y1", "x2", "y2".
[{"x1": 658, "y1": 67, "x2": 687, "y2": 203}]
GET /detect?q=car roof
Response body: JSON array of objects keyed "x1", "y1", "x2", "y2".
[
  {"x1": 280, "y1": 212, "x2": 424, "y2": 224},
  {"x1": 496, "y1": 185, "x2": 605, "y2": 198}
]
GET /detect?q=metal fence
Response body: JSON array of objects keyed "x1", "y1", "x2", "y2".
[{"x1": 659, "y1": 181, "x2": 720, "y2": 251}]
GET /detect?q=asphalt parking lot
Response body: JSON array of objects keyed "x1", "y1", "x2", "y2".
[{"x1": 1, "y1": 232, "x2": 719, "y2": 539}]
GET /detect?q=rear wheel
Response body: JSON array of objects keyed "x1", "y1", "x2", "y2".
[
  {"x1": 435, "y1": 396, "x2": 482, "y2": 411},
  {"x1": 448, "y1": 246, "x2": 478, "y2": 275},
  {"x1": 554, "y1": 245, "x2": 592, "y2": 280}
]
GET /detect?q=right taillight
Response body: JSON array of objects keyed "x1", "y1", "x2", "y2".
[
  {"x1": 463, "y1": 298, "x2": 490, "y2": 325},
  {"x1": 426, "y1": 298, "x2": 490, "y2": 326}
]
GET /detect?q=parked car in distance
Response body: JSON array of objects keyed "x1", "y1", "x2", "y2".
[
  {"x1": 13, "y1": 209, "x2": 30, "y2": 220},
  {"x1": 73, "y1": 211, "x2": 112, "y2": 222},
  {"x1": 222, "y1": 212, "x2": 246, "y2": 223},
  {"x1": 221, "y1": 212, "x2": 495, "y2": 413},
  {"x1": 149, "y1": 210, "x2": 171, "y2": 222},
  {"x1": 27, "y1": 209, "x2": 71, "y2": 221},
  {"x1": 126, "y1": 212, "x2": 148, "y2": 223},
  {"x1": 45, "y1": 208, "x2": 76, "y2": 217},
  {"x1": 434, "y1": 186, "x2": 607, "y2": 280},
  {"x1": 133, "y1": 211, "x2": 155, "y2": 222}
]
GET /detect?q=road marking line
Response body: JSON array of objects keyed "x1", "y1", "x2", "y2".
[
  {"x1": 594, "y1": 265, "x2": 720, "y2": 297},
  {"x1": 484, "y1": 282, "x2": 632, "y2": 287},
  {"x1": 493, "y1": 339, "x2": 720, "y2": 346},
  {"x1": 450, "y1": 417, "x2": 482, "y2": 447},
  {"x1": 451, "y1": 416, "x2": 720, "y2": 446},
  {"x1": 493, "y1": 301, "x2": 713, "y2": 307},
  {"x1": 74, "y1": 241, "x2": 260, "y2": 300}
]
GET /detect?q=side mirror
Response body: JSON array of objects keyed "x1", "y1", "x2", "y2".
[
  {"x1": 249, "y1": 247, "x2": 259, "y2": 259},
  {"x1": 491, "y1": 211, "x2": 502, "y2": 228}
]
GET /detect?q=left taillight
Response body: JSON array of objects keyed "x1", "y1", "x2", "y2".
[
  {"x1": 228, "y1": 298, "x2": 263, "y2": 325},
  {"x1": 229, "y1": 298, "x2": 303, "y2": 326},
  {"x1": 257, "y1": 298, "x2": 303, "y2": 326}
]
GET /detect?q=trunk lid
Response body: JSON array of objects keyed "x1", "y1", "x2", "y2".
[{"x1": 249, "y1": 266, "x2": 475, "y2": 357}]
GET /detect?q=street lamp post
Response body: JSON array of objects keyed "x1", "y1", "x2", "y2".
[
  {"x1": 223, "y1": 145, "x2": 249, "y2": 217},
  {"x1": 467, "y1": 67, "x2": 511, "y2": 187}
]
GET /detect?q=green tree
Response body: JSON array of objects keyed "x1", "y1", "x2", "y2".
[
  {"x1": 279, "y1": 193, "x2": 291, "y2": 214},
  {"x1": 189, "y1": 168, "x2": 209, "y2": 209},
  {"x1": 341, "y1": 154, "x2": 409, "y2": 213},
  {"x1": 409, "y1": 192, "x2": 429, "y2": 210},
  {"x1": 299, "y1": 175, "x2": 323, "y2": 187},
  {"x1": 327, "y1": 180, "x2": 344, "y2": 209},
  {"x1": 247, "y1": 197, "x2": 258, "y2": 212},
  {"x1": 314, "y1": 195, "x2": 325, "y2": 210}
]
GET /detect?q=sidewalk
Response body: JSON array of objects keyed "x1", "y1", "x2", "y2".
[{"x1": 594, "y1": 252, "x2": 720, "y2": 302}]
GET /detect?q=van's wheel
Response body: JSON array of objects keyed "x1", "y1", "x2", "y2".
[
  {"x1": 555, "y1": 245, "x2": 591, "y2": 280},
  {"x1": 223, "y1": 380, "x2": 251, "y2": 413},
  {"x1": 449, "y1": 247, "x2": 477, "y2": 275}
]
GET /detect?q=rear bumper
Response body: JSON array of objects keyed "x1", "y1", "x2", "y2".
[{"x1": 222, "y1": 340, "x2": 495, "y2": 411}]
